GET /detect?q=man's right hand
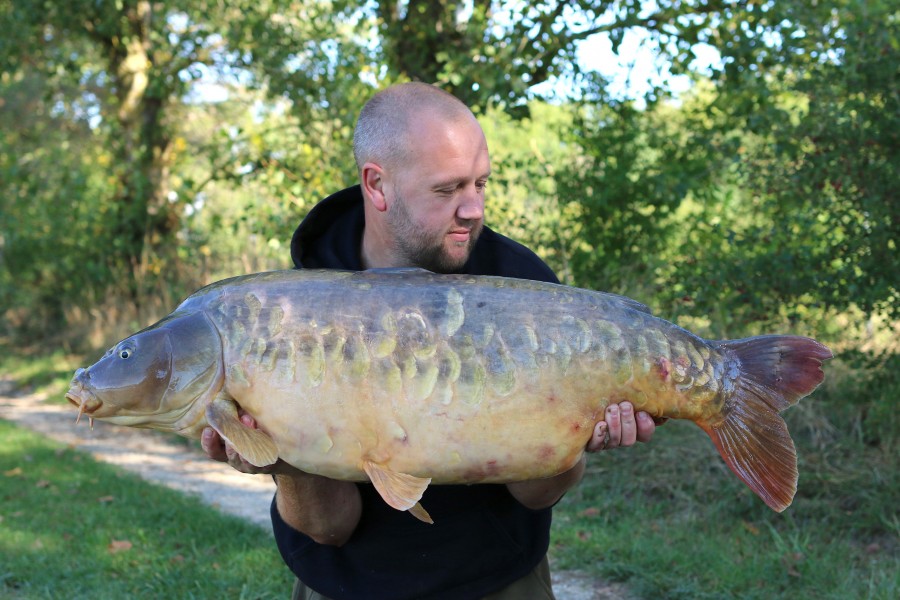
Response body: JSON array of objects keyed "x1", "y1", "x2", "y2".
[{"x1": 200, "y1": 412, "x2": 302, "y2": 477}]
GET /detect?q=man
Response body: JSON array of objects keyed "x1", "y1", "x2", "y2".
[{"x1": 202, "y1": 82, "x2": 658, "y2": 599}]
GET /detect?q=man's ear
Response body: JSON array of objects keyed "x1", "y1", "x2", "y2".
[{"x1": 361, "y1": 163, "x2": 388, "y2": 212}]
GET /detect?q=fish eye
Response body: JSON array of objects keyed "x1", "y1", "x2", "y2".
[{"x1": 119, "y1": 348, "x2": 132, "y2": 359}]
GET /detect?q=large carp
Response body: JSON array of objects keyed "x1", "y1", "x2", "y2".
[{"x1": 66, "y1": 269, "x2": 831, "y2": 522}]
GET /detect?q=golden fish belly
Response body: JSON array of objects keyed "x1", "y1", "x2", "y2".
[{"x1": 210, "y1": 269, "x2": 719, "y2": 484}]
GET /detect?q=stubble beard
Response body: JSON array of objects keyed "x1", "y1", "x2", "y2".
[{"x1": 387, "y1": 193, "x2": 482, "y2": 274}]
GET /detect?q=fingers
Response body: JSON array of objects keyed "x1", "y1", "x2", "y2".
[
  {"x1": 636, "y1": 411, "x2": 656, "y2": 443},
  {"x1": 200, "y1": 427, "x2": 228, "y2": 462},
  {"x1": 587, "y1": 402, "x2": 654, "y2": 452},
  {"x1": 604, "y1": 402, "x2": 638, "y2": 447},
  {"x1": 619, "y1": 402, "x2": 638, "y2": 446},
  {"x1": 586, "y1": 421, "x2": 609, "y2": 452},
  {"x1": 202, "y1": 417, "x2": 268, "y2": 474}
]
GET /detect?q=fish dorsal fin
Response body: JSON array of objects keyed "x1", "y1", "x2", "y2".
[
  {"x1": 363, "y1": 460, "x2": 433, "y2": 524},
  {"x1": 205, "y1": 394, "x2": 279, "y2": 467},
  {"x1": 597, "y1": 291, "x2": 653, "y2": 314},
  {"x1": 363, "y1": 267, "x2": 434, "y2": 275}
]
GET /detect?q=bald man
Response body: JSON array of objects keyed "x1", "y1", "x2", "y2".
[{"x1": 202, "y1": 82, "x2": 658, "y2": 600}]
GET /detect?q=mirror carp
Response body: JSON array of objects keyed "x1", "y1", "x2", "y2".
[{"x1": 66, "y1": 268, "x2": 832, "y2": 522}]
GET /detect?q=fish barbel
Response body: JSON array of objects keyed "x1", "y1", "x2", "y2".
[{"x1": 65, "y1": 269, "x2": 831, "y2": 522}]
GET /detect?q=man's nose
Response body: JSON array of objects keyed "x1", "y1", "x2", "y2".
[{"x1": 457, "y1": 188, "x2": 484, "y2": 221}]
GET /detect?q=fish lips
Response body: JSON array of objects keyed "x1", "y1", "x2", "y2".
[{"x1": 66, "y1": 369, "x2": 104, "y2": 421}]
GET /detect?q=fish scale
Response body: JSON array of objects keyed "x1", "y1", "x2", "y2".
[{"x1": 66, "y1": 268, "x2": 832, "y2": 520}]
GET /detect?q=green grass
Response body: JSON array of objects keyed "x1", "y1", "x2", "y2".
[
  {"x1": 0, "y1": 346, "x2": 80, "y2": 399},
  {"x1": 0, "y1": 419, "x2": 293, "y2": 599},
  {"x1": 549, "y1": 416, "x2": 899, "y2": 599}
]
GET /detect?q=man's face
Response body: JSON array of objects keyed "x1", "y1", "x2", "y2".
[{"x1": 383, "y1": 114, "x2": 490, "y2": 273}]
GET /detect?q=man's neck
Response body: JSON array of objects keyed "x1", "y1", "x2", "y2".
[{"x1": 360, "y1": 225, "x2": 400, "y2": 270}]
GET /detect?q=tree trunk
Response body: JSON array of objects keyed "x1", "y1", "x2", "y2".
[{"x1": 104, "y1": 0, "x2": 174, "y2": 302}]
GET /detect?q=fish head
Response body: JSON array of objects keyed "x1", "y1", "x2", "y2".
[{"x1": 66, "y1": 311, "x2": 223, "y2": 430}]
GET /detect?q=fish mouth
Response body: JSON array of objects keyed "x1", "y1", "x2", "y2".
[{"x1": 66, "y1": 380, "x2": 102, "y2": 427}]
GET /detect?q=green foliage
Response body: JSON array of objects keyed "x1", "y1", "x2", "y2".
[
  {"x1": 662, "y1": 0, "x2": 899, "y2": 326},
  {"x1": 0, "y1": 68, "x2": 119, "y2": 334},
  {"x1": 3, "y1": 0, "x2": 894, "y2": 337},
  {"x1": 823, "y1": 347, "x2": 900, "y2": 449},
  {"x1": 0, "y1": 419, "x2": 293, "y2": 598},
  {"x1": 552, "y1": 93, "x2": 725, "y2": 297},
  {"x1": 479, "y1": 102, "x2": 583, "y2": 280},
  {"x1": 0, "y1": 0, "x2": 354, "y2": 339},
  {"x1": 0, "y1": 343, "x2": 79, "y2": 398}
]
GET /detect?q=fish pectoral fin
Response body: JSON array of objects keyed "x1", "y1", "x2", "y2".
[
  {"x1": 206, "y1": 395, "x2": 279, "y2": 468},
  {"x1": 363, "y1": 460, "x2": 433, "y2": 524}
]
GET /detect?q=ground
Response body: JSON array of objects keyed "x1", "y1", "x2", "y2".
[{"x1": 0, "y1": 377, "x2": 632, "y2": 599}]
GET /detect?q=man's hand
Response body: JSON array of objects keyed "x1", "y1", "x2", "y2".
[
  {"x1": 586, "y1": 401, "x2": 660, "y2": 453},
  {"x1": 200, "y1": 413, "x2": 361, "y2": 545},
  {"x1": 200, "y1": 412, "x2": 303, "y2": 477}
]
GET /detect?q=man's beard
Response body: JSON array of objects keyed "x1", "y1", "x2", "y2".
[{"x1": 387, "y1": 194, "x2": 482, "y2": 273}]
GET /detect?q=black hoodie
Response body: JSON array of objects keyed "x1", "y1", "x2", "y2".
[{"x1": 274, "y1": 185, "x2": 560, "y2": 600}]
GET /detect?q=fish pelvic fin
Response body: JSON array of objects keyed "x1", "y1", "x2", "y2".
[
  {"x1": 702, "y1": 335, "x2": 832, "y2": 512},
  {"x1": 363, "y1": 460, "x2": 433, "y2": 524},
  {"x1": 205, "y1": 394, "x2": 279, "y2": 468}
]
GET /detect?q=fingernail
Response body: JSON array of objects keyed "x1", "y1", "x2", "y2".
[{"x1": 608, "y1": 405, "x2": 618, "y2": 415}]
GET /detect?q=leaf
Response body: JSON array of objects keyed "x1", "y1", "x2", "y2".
[
  {"x1": 97, "y1": 495, "x2": 115, "y2": 503},
  {"x1": 3, "y1": 467, "x2": 23, "y2": 477},
  {"x1": 108, "y1": 540, "x2": 133, "y2": 554},
  {"x1": 742, "y1": 521, "x2": 761, "y2": 536}
]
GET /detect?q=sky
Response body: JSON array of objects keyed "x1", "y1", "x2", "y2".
[{"x1": 575, "y1": 29, "x2": 722, "y2": 101}]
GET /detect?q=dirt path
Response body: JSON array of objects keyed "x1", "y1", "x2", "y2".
[{"x1": 0, "y1": 377, "x2": 631, "y2": 600}]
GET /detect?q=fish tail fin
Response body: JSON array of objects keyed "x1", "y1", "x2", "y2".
[{"x1": 699, "y1": 335, "x2": 832, "y2": 512}]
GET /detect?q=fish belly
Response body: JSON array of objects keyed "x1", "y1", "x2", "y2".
[{"x1": 205, "y1": 269, "x2": 712, "y2": 484}]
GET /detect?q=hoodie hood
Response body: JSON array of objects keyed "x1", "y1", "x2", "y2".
[
  {"x1": 289, "y1": 184, "x2": 559, "y2": 283},
  {"x1": 290, "y1": 185, "x2": 366, "y2": 270}
]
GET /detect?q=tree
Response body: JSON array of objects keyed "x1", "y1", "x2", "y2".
[
  {"x1": 371, "y1": 0, "x2": 729, "y2": 114},
  {"x1": 0, "y1": 0, "x2": 352, "y2": 334},
  {"x1": 665, "y1": 0, "x2": 899, "y2": 324}
]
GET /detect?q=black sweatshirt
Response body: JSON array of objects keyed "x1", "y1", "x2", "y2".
[{"x1": 272, "y1": 185, "x2": 560, "y2": 600}]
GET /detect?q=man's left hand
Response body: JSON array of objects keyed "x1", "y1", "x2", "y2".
[{"x1": 586, "y1": 401, "x2": 659, "y2": 452}]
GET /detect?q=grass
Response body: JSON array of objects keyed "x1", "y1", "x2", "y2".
[
  {"x1": 1, "y1": 342, "x2": 897, "y2": 599},
  {"x1": 549, "y1": 412, "x2": 899, "y2": 599},
  {"x1": 0, "y1": 347, "x2": 80, "y2": 399},
  {"x1": 0, "y1": 419, "x2": 293, "y2": 599}
]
